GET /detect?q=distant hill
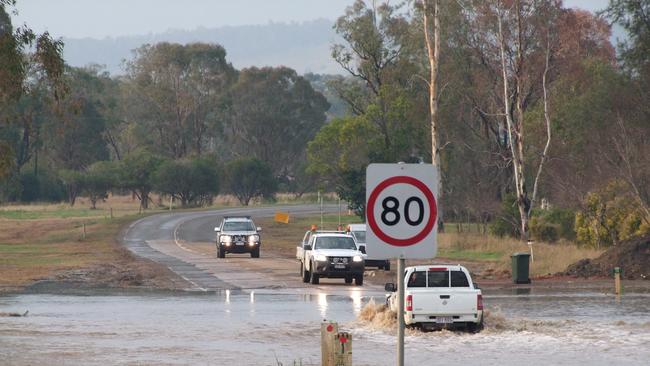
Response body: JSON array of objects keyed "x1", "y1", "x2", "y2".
[{"x1": 62, "y1": 19, "x2": 343, "y2": 75}]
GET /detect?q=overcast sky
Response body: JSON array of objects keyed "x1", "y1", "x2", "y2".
[{"x1": 12, "y1": 0, "x2": 611, "y2": 39}]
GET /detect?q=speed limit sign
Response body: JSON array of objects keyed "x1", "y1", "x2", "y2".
[{"x1": 365, "y1": 163, "x2": 438, "y2": 259}]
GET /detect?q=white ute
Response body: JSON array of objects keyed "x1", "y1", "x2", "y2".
[
  {"x1": 385, "y1": 264, "x2": 484, "y2": 332},
  {"x1": 296, "y1": 229, "x2": 365, "y2": 285}
]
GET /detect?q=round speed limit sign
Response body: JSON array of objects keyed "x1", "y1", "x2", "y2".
[{"x1": 365, "y1": 164, "x2": 438, "y2": 259}]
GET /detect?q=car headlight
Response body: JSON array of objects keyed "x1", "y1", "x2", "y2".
[
  {"x1": 353, "y1": 255, "x2": 363, "y2": 262},
  {"x1": 248, "y1": 235, "x2": 260, "y2": 243},
  {"x1": 314, "y1": 254, "x2": 328, "y2": 262},
  {"x1": 221, "y1": 235, "x2": 232, "y2": 244}
]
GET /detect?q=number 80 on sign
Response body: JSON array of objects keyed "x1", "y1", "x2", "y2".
[{"x1": 365, "y1": 164, "x2": 439, "y2": 260}]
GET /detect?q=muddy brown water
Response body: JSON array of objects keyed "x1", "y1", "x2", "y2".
[{"x1": 1, "y1": 288, "x2": 649, "y2": 366}]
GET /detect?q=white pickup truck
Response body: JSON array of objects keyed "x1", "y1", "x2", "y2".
[
  {"x1": 385, "y1": 265, "x2": 484, "y2": 332},
  {"x1": 296, "y1": 230, "x2": 365, "y2": 285}
]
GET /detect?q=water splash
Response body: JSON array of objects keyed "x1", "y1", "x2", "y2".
[{"x1": 356, "y1": 298, "x2": 396, "y2": 331}]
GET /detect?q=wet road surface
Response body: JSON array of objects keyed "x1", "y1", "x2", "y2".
[{"x1": 121, "y1": 205, "x2": 386, "y2": 296}]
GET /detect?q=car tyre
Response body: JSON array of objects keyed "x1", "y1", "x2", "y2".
[
  {"x1": 302, "y1": 263, "x2": 310, "y2": 283},
  {"x1": 467, "y1": 321, "x2": 483, "y2": 333},
  {"x1": 217, "y1": 246, "x2": 225, "y2": 258},
  {"x1": 354, "y1": 274, "x2": 363, "y2": 286},
  {"x1": 345, "y1": 276, "x2": 353, "y2": 284},
  {"x1": 251, "y1": 247, "x2": 260, "y2": 258},
  {"x1": 384, "y1": 262, "x2": 391, "y2": 271},
  {"x1": 309, "y1": 262, "x2": 320, "y2": 284}
]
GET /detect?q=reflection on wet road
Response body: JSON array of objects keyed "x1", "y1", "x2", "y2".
[{"x1": 1, "y1": 289, "x2": 649, "y2": 365}]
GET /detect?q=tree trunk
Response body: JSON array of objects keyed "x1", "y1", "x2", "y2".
[
  {"x1": 68, "y1": 185, "x2": 78, "y2": 207},
  {"x1": 497, "y1": 2, "x2": 529, "y2": 241},
  {"x1": 423, "y1": 0, "x2": 444, "y2": 232},
  {"x1": 140, "y1": 189, "x2": 149, "y2": 210}
]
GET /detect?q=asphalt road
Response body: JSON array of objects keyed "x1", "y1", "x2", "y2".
[{"x1": 120, "y1": 204, "x2": 385, "y2": 296}]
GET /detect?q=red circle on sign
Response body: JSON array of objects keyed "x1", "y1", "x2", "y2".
[
  {"x1": 366, "y1": 176, "x2": 437, "y2": 247},
  {"x1": 326, "y1": 324, "x2": 333, "y2": 332}
]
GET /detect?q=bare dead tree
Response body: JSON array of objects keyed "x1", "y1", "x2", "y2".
[
  {"x1": 608, "y1": 117, "x2": 650, "y2": 224},
  {"x1": 529, "y1": 33, "x2": 553, "y2": 215}
]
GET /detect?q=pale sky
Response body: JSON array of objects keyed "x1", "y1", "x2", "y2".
[{"x1": 11, "y1": 0, "x2": 611, "y2": 39}]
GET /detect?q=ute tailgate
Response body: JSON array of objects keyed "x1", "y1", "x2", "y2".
[{"x1": 409, "y1": 288, "x2": 479, "y2": 316}]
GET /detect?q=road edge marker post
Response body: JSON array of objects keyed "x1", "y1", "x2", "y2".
[
  {"x1": 321, "y1": 320, "x2": 338, "y2": 366},
  {"x1": 614, "y1": 267, "x2": 622, "y2": 297}
]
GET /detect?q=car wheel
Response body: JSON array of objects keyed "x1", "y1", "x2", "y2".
[
  {"x1": 302, "y1": 263, "x2": 310, "y2": 283},
  {"x1": 467, "y1": 322, "x2": 481, "y2": 333},
  {"x1": 309, "y1": 262, "x2": 320, "y2": 284},
  {"x1": 251, "y1": 247, "x2": 260, "y2": 258},
  {"x1": 345, "y1": 276, "x2": 353, "y2": 284},
  {"x1": 384, "y1": 262, "x2": 391, "y2": 271},
  {"x1": 217, "y1": 247, "x2": 225, "y2": 258},
  {"x1": 354, "y1": 274, "x2": 363, "y2": 286}
]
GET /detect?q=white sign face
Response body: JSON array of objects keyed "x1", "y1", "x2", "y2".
[{"x1": 365, "y1": 163, "x2": 438, "y2": 259}]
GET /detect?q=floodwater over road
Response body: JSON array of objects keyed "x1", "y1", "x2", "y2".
[{"x1": 1, "y1": 287, "x2": 649, "y2": 365}]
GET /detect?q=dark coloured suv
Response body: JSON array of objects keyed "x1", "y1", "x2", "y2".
[{"x1": 214, "y1": 216, "x2": 261, "y2": 258}]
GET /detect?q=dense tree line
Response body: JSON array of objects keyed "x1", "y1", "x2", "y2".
[
  {"x1": 1, "y1": 0, "x2": 648, "y2": 248},
  {"x1": 0, "y1": 1, "x2": 329, "y2": 207}
]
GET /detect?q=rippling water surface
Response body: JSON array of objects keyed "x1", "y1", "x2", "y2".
[{"x1": 1, "y1": 288, "x2": 649, "y2": 365}]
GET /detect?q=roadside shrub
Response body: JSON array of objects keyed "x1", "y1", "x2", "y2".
[
  {"x1": 79, "y1": 161, "x2": 117, "y2": 209},
  {"x1": 19, "y1": 170, "x2": 66, "y2": 203},
  {"x1": 529, "y1": 207, "x2": 576, "y2": 242},
  {"x1": 18, "y1": 171, "x2": 40, "y2": 202},
  {"x1": 529, "y1": 216, "x2": 560, "y2": 242},
  {"x1": 544, "y1": 207, "x2": 576, "y2": 240},
  {"x1": 575, "y1": 180, "x2": 650, "y2": 248},
  {"x1": 489, "y1": 193, "x2": 520, "y2": 238}
]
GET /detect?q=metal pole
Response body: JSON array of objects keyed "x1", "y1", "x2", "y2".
[
  {"x1": 320, "y1": 191, "x2": 324, "y2": 229},
  {"x1": 397, "y1": 256, "x2": 405, "y2": 366},
  {"x1": 338, "y1": 197, "x2": 341, "y2": 228}
]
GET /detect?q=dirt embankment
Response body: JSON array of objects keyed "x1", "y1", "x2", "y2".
[
  {"x1": 565, "y1": 234, "x2": 650, "y2": 280},
  {"x1": 39, "y1": 247, "x2": 190, "y2": 292}
]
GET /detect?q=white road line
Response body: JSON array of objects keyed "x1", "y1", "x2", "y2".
[{"x1": 173, "y1": 218, "x2": 202, "y2": 254}]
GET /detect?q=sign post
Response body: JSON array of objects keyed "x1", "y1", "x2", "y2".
[
  {"x1": 397, "y1": 255, "x2": 405, "y2": 365},
  {"x1": 366, "y1": 163, "x2": 439, "y2": 366}
]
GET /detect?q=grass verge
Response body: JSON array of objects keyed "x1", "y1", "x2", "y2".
[
  {"x1": 257, "y1": 214, "x2": 604, "y2": 278},
  {"x1": 0, "y1": 197, "x2": 189, "y2": 292}
]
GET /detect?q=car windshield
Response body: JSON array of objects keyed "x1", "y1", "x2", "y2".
[
  {"x1": 315, "y1": 237, "x2": 357, "y2": 250},
  {"x1": 352, "y1": 231, "x2": 366, "y2": 243},
  {"x1": 222, "y1": 221, "x2": 255, "y2": 232}
]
